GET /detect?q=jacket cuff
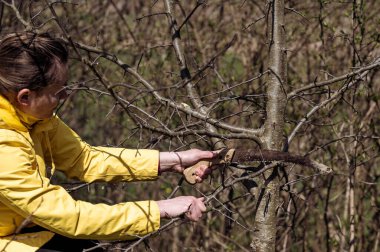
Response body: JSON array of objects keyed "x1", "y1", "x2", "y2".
[{"x1": 121, "y1": 200, "x2": 161, "y2": 237}]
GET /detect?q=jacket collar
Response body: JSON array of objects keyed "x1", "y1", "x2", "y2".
[{"x1": 0, "y1": 94, "x2": 52, "y2": 132}]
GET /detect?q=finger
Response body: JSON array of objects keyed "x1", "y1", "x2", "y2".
[
  {"x1": 198, "y1": 201, "x2": 207, "y2": 212},
  {"x1": 194, "y1": 166, "x2": 207, "y2": 182},
  {"x1": 198, "y1": 167, "x2": 212, "y2": 181},
  {"x1": 199, "y1": 150, "x2": 217, "y2": 160},
  {"x1": 207, "y1": 150, "x2": 217, "y2": 159},
  {"x1": 195, "y1": 175, "x2": 203, "y2": 183},
  {"x1": 186, "y1": 199, "x2": 204, "y2": 221},
  {"x1": 192, "y1": 209, "x2": 203, "y2": 221},
  {"x1": 211, "y1": 150, "x2": 219, "y2": 156},
  {"x1": 195, "y1": 165, "x2": 208, "y2": 176},
  {"x1": 185, "y1": 210, "x2": 201, "y2": 222},
  {"x1": 185, "y1": 211, "x2": 193, "y2": 221},
  {"x1": 202, "y1": 167, "x2": 212, "y2": 177}
]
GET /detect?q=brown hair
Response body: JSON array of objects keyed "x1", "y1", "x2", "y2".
[{"x1": 0, "y1": 32, "x2": 68, "y2": 94}]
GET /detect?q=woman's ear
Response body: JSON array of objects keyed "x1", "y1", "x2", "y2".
[{"x1": 16, "y1": 89, "x2": 32, "y2": 107}]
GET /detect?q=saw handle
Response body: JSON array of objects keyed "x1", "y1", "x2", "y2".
[
  {"x1": 183, "y1": 149, "x2": 235, "y2": 184},
  {"x1": 183, "y1": 160, "x2": 216, "y2": 185}
]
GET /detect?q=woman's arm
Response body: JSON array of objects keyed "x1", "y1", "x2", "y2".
[
  {"x1": 47, "y1": 117, "x2": 159, "y2": 182},
  {"x1": 0, "y1": 131, "x2": 160, "y2": 239},
  {"x1": 48, "y1": 117, "x2": 216, "y2": 183}
]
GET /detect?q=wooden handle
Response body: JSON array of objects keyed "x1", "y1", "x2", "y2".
[
  {"x1": 183, "y1": 149, "x2": 235, "y2": 184},
  {"x1": 183, "y1": 160, "x2": 214, "y2": 185}
]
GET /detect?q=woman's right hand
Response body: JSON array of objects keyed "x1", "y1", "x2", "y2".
[{"x1": 156, "y1": 196, "x2": 206, "y2": 222}]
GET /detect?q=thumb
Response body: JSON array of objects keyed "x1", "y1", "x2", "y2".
[{"x1": 197, "y1": 197, "x2": 207, "y2": 211}]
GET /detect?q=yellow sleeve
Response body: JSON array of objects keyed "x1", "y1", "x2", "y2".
[
  {"x1": 47, "y1": 117, "x2": 159, "y2": 182},
  {"x1": 0, "y1": 133, "x2": 160, "y2": 240}
]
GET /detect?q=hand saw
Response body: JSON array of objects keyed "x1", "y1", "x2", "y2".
[{"x1": 183, "y1": 148, "x2": 332, "y2": 184}]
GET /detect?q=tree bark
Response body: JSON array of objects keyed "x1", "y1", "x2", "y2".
[{"x1": 251, "y1": 0, "x2": 287, "y2": 251}]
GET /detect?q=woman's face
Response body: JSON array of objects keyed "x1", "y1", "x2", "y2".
[
  {"x1": 29, "y1": 83, "x2": 68, "y2": 119},
  {"x1": 18, "y1": 64, "x2": 69, "y2": 119}
]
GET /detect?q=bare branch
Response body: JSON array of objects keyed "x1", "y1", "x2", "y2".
[
  {"x1": 1, "y1": 0, "x2": 31, "y2": 29},
  {"x1": 288, "y1": 70, "x2": 371, "y2": 143},
  {"x1": 288, "y1": 57, "x2": 380, "y2": 99}
]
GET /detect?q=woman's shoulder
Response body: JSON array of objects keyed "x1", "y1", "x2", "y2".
[
  {"x1": 33, "y1": 115, "x2": 68, "y2": 133},
  {"x1": 0, "y1": 127, "x2": 32, "y2": 147}
]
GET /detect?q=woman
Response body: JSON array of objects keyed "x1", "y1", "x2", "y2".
[{"x1": 0, "y1": 32, "x2": 214, "y2": 252}]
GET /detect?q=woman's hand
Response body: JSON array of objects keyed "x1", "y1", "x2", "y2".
[
  {"x1": 159, "y1": 149, "x2": 217, "y2": 182},
  {"x1": 156, "y1": 196, "x2": 206, "y2": 221}
]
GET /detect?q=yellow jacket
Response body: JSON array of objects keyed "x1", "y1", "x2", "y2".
[{"x1": 0, "y1": 95, "x2": 160, "y2": 252}]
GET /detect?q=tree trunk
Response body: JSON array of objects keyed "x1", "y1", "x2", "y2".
[{"x1": 251, "y1": 0, "x2": 287, "y2": 251}]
